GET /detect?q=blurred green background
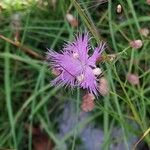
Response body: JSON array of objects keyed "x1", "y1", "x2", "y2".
[{"x1": 0, "y1": 0, "x2": 150, "y2": 150}]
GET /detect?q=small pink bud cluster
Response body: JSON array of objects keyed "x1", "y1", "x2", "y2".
[
  {"x1": 147, "y1": 0, "x2": 150, "y2": 5},
  {"x1": 81, "y1": 93, "x2": 95, "y2": 112},
  {"x1": 140, "y1": 28, "x2": 149, "y2": 37},
  {"x1": 129, "y1": 40, "x2": 143, "y2": 49},
  {"x1": 98, "y1": 77, "x2": 109, "y2": 96},
  {"x1": 127, "y1": 74, "x2": 139, "y2": 85},
  {"x1": 66, "y1": 13, "x2": 78, "y2": 27}
]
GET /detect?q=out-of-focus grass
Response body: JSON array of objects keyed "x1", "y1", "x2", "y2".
[{"x1": 0, "y1": 0, "x2": 150, "y2": 149}]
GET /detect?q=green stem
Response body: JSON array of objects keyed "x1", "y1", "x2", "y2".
[
  {"x1": 71, "y1": 87, "x2": 80, "y2": 150},
  {"x1": 4, "y1": 37, "x2": 17, "y2": 149}
]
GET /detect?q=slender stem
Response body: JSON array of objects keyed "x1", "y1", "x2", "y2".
[
  {"x1": 4, "y1": 36, "x2": 17, "y2": 149},
  {"x1": 108, "y1": 0, "x2": 118, "y2": 52},
  {"x1": 71, "y1": 87, "x2": 80, "y2": 150}
]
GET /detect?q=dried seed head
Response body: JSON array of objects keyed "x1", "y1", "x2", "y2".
[
  {"x1": 116, "y1": 4, "x2": 122, "y2": 13},
  {"x1": 98, "y1": 77, "x2": 109, "y2": 96},
  {"x1": 108, "y1": 54, "x2": 117, "y2": 62},
  {"x1": 129, "y1": 40, "x2": 143, "y2": 49},
  {"x1": 66, "y1": 13, "x2": 78, "y2": 27},
  {"x1": 77, "y1": 74, "x2": 85, "y2": 83},
  {"x1": 127, "y1": 74, "x2": 139, "y2": 85},
  {"x1": 93, "y1": 68, "x2": 102, "y2": 76},
  {"x1": 139, "y1": 28, "x2": 149, "y2": 37},
  {"x1": 81, "y1": 93, "x2": 95, "y2": 112}
]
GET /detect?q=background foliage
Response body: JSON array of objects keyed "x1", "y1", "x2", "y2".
[{"x1": 0, "y1": 0, "x2": 150, "y2": 149}]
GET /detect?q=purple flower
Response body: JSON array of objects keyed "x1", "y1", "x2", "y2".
[{"x1": 46, "y1": 33, "x2": 105, "y2": 95}]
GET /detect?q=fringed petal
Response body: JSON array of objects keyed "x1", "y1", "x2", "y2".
[{"x1": 88, "y1": 42, "x2": 106, "y2": 67}]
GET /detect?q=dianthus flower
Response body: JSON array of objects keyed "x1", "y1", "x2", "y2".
[{"x1": 46, "y1": 33, "x2": 105, "y2": 95}]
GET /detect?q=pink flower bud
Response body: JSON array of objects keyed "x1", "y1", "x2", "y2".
[
  {"x1": 139, "y1": 28, "x2": 149, "y2": 37},
  {"x1": 147, "y1": 0, "x2": 150, "y2": 5},
  {"x1": 66, "y1": 13, "x2": 78, "y2": 27},
  {"x1": 127, "y1": 74, "x2": 139, "y2": 85},
  {"x1": 116, "y1": 4, "x2": 122, "y2": 14},
  {"x1": 129, "y1": 40, "x2": 143, "y2": 49},
  {"x1": 98, "y1": 77, "x2": 109, "y2": 96},
  {"x1": 81, "y1": 93, "x2": 95, "y2": 112}
]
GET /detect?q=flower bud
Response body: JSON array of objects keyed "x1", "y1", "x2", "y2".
[
  {"x1": 139, "y1": 28, "x2": 149, "y2": 37},
  {"x1": 116, "y1": 4, "x2": 122, "y2": 14},
  {"x1": 66, "y1": 13, "x2": 78, "y2": 27},
  {"x1": 81, "y1": 93, "x2": 95, "y2": 112},
  {"x1": 129, "y1": 40, "x2": 143, "y2": 49},
  {"x1": 98, "y1": 77, "x2": 109, "y2": 96},
  {"x1": 127, "y1": 74, "x2": 139, "y2": 85},
  {"x1": 147, "y1": 0, "x2": 150, "y2": 5}
]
